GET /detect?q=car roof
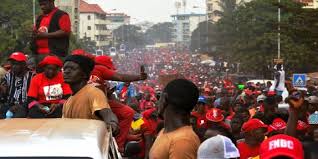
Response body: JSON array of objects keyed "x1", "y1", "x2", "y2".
[{"x1": 0, "y1": 119, "x2": 110, "y2": 159}]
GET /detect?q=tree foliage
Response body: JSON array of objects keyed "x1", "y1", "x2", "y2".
[
  {"x1": 113, "y1": 25, "x2": 146, "y2": 50},
  {"x1": 145, "y1": 22, "x2": 173, "y2": 45},
  {"x1": 192, "y1": 0, "x2": 318, "y2": 76},
  {"x1": 0, "y1": 0, "x2": 82, "y2": 63}
]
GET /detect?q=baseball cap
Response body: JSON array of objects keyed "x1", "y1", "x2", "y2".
[
  {"x1": 242, "y1": 119, "x2": 268, "y2": 133},
  {"x1": 198, "y1": 96, "x2": 207, "y2": 104},
  {"x1": 260, "y1": 134, "x2": 304, "y2": 159},
  {"x1": 257, "y1": 95, "x2": 267, "y2": 103},
  {"x1": 95, "y1": 55, "x2": 116, "y2": 70},
  {"x1": 268, "y1": 118, "x2": 286, "y2": 133},
  {"x1": 206, "y1": 108, "x2": 224, "y2": 122},
  {"x1": 297, "y1": 120, "x2": 309, "y2": 132},
  {"x1": 198, "y1": 135, "x2": 240, "y2": 159},
  {"x1": 244, "y1": 89, "x2": 253, "y2": 96},
  {"x1": 9, "y1": 52, "x2": 27, "y2": 62}
]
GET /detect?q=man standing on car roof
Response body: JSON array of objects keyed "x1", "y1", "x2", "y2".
[
  {"x1": 62, "y1": 54, "x2": 119, "y2": 135},
  {"x1": 31, "y1": 0, "x2": 71, "y2": 64}
]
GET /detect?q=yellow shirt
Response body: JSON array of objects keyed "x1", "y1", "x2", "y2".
[
  {"x1": 150, "y1": 126, "x2": 200, "y2": 159},
  {"x1": 63, "y1": 84, "x2": 110, "y2": 120}
]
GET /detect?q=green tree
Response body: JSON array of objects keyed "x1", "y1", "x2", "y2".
[
  {"x1": 145, "y1": 22, "x2": 173, "y2": 44},
  {"x1": 113, "y1": 25, "x2": 146, "y2": 50},
  {"x1": 209, "y1": 0, "x2": 318, "y2": 77},
  {"x1": 0, "y1": 0, "x2": 36, "y2": 62},
  {"x1": 0, "y1": 0, "x2": 82, "y2": 63},
  {"x1": 190, "y1": 21, "x2": 215, "y2": 52},
  {"x1": 214, "y1": 0, "x2": 237, "y2": 17}
]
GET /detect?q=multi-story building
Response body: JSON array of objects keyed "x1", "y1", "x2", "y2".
[
  {"x1": 106, "y1": 13, "x2": 131, "y2": 31},
  {"x1": 171, "y1": 13, "x2": 206, "y2": 46},
  {"x1": 79, "y1": 0, "x2": 111, "y2": 48},
  {"x1": 55, "y1": 0, "x2": 80, "y2": 36}
]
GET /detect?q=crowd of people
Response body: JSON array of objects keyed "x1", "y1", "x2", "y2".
[
  {"x1": 1, "y1": 0, "x2": 317, "y2": 159},
  {"x1": 1, "y1": 48, "x2": 318, "y2": 159}
]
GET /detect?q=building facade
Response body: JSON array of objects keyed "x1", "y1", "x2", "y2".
[
  {"x1": 79, "y1": 0, "x2": 111, "y2": 48},
  {"x1": 55, "y1": 0, "x2": 80, "y2": 36},
  {"x1": 106, "y1": 13, "x2": 131, "y2": 31},
  {"x1": 171, "y1": 14, "x2": 206, "y2": 47}
]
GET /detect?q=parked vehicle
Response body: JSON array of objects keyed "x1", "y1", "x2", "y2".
[
  {"x1": 109, "y1": 47, "x2": 117, "y2": 57},
  {"x1": 0, "y1": 119, "x2": 121, "y2": 159}
]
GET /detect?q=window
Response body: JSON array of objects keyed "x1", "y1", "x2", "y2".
[
  {"x1": 87, "y1": 26, "x2": 91, "y2": 30},
  {"x1": 88, "y1": 15, "x2": 91, "y2": 20}
]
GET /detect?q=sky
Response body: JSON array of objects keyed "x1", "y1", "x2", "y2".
[{"x1": 86, "y1": 0, "x2": 206, "y2": 23}]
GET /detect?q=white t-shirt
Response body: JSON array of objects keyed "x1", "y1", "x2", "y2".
[{"x1": 274, "y1": 70, "x2": 285, "y2": 91}]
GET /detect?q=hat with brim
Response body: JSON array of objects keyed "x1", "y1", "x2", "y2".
[
  {"x1": 242, "y1": 118, "x2": 268, "y2": 133},
  {"x1": 206, "y1": 108, "x2": 224, "y2": 122},
  {"x1": 260, "y1": 134, "x2": 304, "y2": 159}
]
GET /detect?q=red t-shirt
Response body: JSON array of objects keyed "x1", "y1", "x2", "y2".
[
  {"x1": 237, "y1": 141, "x2": 260, "y2": 159},
  {"x1": 28, "y1": 72, "x2": 72, "y2": 104},
  {"x1": 36, "y1": 7, "x2": 71, "y2": 54},
  {"x1": 191, "y1": 111, "x2": 207, "y2": 128}
]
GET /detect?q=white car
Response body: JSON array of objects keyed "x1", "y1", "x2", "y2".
[
  {"x1": 109, "y1": 47, "x2": 117, "y2": 57},
  {"x1": 0, "y1": 119, "x2": 121, "y2": 159}
]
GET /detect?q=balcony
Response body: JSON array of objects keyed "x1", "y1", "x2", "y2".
[
  {"x1": 96, "y1": 19, "x2": 108, "y2": 25},
  {"x1": 95, "y1": 30, "x2": 111, "y2": 36}
]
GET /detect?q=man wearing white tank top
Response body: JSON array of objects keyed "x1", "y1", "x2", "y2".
[{"x1": 274, "y1": 64, "x2": 285, "y2": 96}]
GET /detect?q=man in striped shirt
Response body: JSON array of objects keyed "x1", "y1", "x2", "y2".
[{"x1": 0, "y1": 52, "x2": 34, "y2": 118}]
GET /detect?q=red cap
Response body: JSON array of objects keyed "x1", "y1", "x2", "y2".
[
  {"x1": 95, "y1": 55, "x2": 116, "y2": 70},
  {"x1": 242, "y1": 118, "x2": 267, "y2": 132},
  {"x1": 260, "y1": 134, "x2": 304, "y2": 159},
  {"x1": 206, "y1": 108, "x2": 224, "y2": 122},
  {"x1": 268, "y1": 118, "x2": 287, "y2": 133},
  {"x1": 72, "y1": 49, "x2": 86, "y2": 55},
  {"x1": 9, "y1": 52, "x2": 27, "y2": 62},
  {"x1": 268, "y1": 91, "x2": 276, "y2": 96},
  {"x1": 296, "y1": 120, "x2": 309, "y2": 132},
  {"x1": 244, "y1": 89, "x2": 253, "y2": 96},
  {"x1": 38, "y1": 56, "x2": 63, "y2": 68}
]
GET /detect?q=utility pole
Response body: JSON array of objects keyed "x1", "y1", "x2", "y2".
[
  {"x1": 33, "y1": 0, "x2": 36, "y2": 26},
  {"x1": 198, "y1": 15, "x2": 201, "y2": 51},
  {"x1": 278, "y1": 0, "x2": 281, "y2": 59},
  {"x1": 206, "y1": 14, "x2": 209, "y2": 52}
]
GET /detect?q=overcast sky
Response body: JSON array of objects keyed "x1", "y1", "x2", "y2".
[{"x1": 86, "y1": 0, "x2": 206, "y2": 23}]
